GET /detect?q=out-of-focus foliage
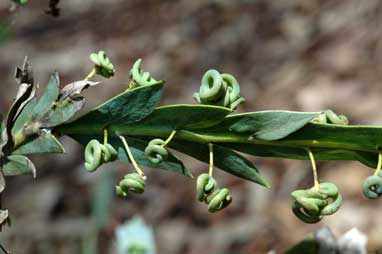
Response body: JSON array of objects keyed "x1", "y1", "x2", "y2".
[
  {"x1": 115, "y1": 217, "x2": 156, "y2": 254},
  {"x1": 287, "y1": 227, "x2": 369, "y2": 254}
]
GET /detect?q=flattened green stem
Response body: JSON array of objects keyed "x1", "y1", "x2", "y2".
[
  {"x1": 307, "y1": 148, "x2": 319, "y2": 191},
  {"x1": 60, "y1": 123, "x2": 382, "y2": 154},
  {"x1": 374, "y1": 153, "x2": 382, "y2": 176},
  {"x1": 85, "y1": 68, "x2": 96, "y2": 81},
  {"x1": 161, "y1": 130, "x2": 177, "y2": 147},
  {"x1": 209, "y1": 143, "x2": 214, "y2": 176},
  {"x1": 119, "y1": 135, "x2": 145, "y2": 178}
]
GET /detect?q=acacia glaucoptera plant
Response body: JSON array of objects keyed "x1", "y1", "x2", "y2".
[{"x1": 0, "y1": 52, "x2": 382, "y2": 232}]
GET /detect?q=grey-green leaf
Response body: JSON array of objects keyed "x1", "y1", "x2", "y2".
[
  {"x1": 33, "y1": 72, "x2": 60, "y2": 119},
  {"x1": 11, "y1": 99, "x2": 36, "y2": 138},
  {"x1": 65, "y1": 83, "x2": 163, "y2": 130},
  {"x1": 41, "y1": 97, "x2": 85, "y2": 128},
  {"x1": 12, "y1": 131, "x2": 65, "y2": 155},
  {"x1": 127, "y1": 104, "x2": 232, "y2": 130},
  {"x1": 3, "y1": 155, "x2": 36, "y2": 177},
  {"x1": 170, "y1": 140, "x2": 269, "y2": 187},
  {"x1": 229, "y1": 111, "x2": 319, "y2": 140}
]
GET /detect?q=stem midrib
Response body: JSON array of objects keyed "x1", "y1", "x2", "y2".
[{"x1": 59, "y1": 124, "x2": 379, "y2": 153}]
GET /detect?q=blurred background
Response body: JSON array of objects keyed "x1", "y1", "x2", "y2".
[{"x1": 0, "y1": 0, "x2": 382, "y2": 253}]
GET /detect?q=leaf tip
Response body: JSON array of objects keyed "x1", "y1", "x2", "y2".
[{"x1": 256, "y1": 176, "x2": 271, "y2": 189}]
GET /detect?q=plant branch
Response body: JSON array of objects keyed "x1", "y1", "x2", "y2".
[{"x1": 60, "y1": 124, "x2": 382, "y2": 154}]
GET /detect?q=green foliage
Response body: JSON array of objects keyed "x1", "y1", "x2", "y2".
[
  {"x1": 66, "y1": 83, "x2": 163, "y2": 129},
  {"x1": 219, "y1": 143, "x2": 378, "y2": 168},
  {"x1": 2, "y1": 54, "x2": 382, "y2": 231},
  {"x1": 58, "y1": 61, "x2": 382, "y2": 218},
  {"x1": 40, "y1": 80, "x2": 98, "y2": 128},
  {"x1": 12, "y1": 131, "x2": 64, "y2": 155},
  {"x1": 170, "y1": 140, "x2": 269, "y2": 187},
  {"x1": 127, "y1": 104, "x2": 232, "y2": 130},
  {"x1": 33, "y1": 73, "x2": 60, "y2": 119},
  {"x1": 0, "y1": 58, "x2": 98, "y2": 229},
  {"x1": 2, "y1": 155, "x2": 36, "y2": 177}
]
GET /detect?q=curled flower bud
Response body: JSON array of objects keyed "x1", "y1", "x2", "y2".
[
  {"x1": 291, "y1": 182, "x2": 342, "y2": 224},
  {"x1": 194, "y1": 69, "x2": 245, "y2": 110},
  {"x1": 362, "y1": 175, "x2": 382, "y2": 199},
  {"x1": 84, "y1": 139, "x2": 102, "y2": 172},
  {"x1": 84, "y1": 139, "x2": 118, "y2": 172},
  {"x1": 196, "y1": 173, "x2": 217, "y2": 202},
  {"x1": 129, "y1": 58, "x2": 160, "y2": 86},
  {"x1": 312, "y1": 109, "x2": 348, "y2": 125},
  {"x1": 144, "y1": 139, "x2": 168, "y2": 164},
  {"x1": 101, "y1": 143, "x2": 118, "y2": 162},
  {"x1": 90, "y1": 51, "x2": 115, "y2": 78},
  {"x1": 116, "y1": 173, "x2": 146, "y2": 197},
  {"x1": 205, "y1": 188, "x2": 232, "y2": 213}
]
